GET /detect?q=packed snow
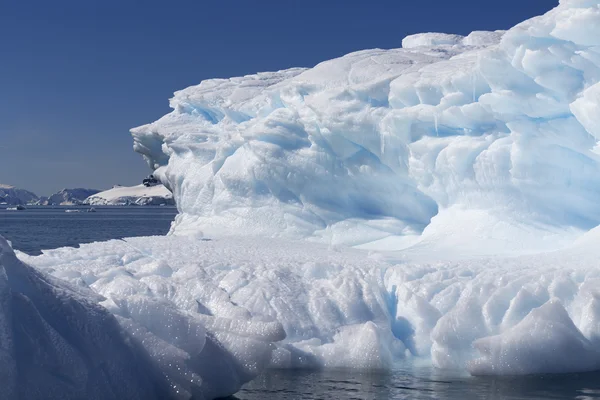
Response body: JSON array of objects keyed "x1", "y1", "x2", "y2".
[
  {"x1": 84, "y1": 184, "x2": 174, "y2": 206},
  {"x1": 5, "y1": 1, "x2": 600, "y2": 398}
]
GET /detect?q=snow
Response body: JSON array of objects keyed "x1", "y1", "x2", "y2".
[
  {"x1": 5, "y1": 1, "x2": 600, "y2": 397},
  {"x1": 84, "y1": 184, "x2": 173, "y2": 206}
]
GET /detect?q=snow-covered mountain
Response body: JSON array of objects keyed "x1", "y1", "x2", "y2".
[
  {"x1": 37, "y1": 188, "x2": 100, "y2": 205},
  {"x1": 83, "y1": 184, "x2": 174, "y2": 206},
  {"x1": 0, "y1": 184, "x2": 38, "y2": 205},
  {"x1": 7, "y1": 1, "x2": 600, "y2": 399}
]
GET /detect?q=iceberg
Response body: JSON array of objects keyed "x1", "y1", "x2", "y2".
[
  {"x1": 6, "y1": 0, "x2": 600, "y2": 398},
  {"x1": 131, "y1": 0, "x2": 600, "y2": 256}
]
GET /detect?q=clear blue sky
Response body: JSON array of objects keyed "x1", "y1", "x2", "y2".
[{"x1": 0, "y1": 0, "x2": 556, "y2": 196}]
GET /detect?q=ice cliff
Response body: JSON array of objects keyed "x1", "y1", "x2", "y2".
[{"x1": 132, "y1": 0, "x2": 600, "y2": 256}]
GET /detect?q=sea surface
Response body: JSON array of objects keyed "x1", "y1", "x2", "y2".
[
  {"x1": 0, "y1": 205, "x2": 177, "y2": 255},
  {"x1": 3, "y1": 205, "x2": 600, "y2": 399}
]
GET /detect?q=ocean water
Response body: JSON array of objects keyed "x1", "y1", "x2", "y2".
[
  {"x1": 0, "y1": 205, "x2": 177, "y2": 255},
  {"x1": 237, "y1": 366, "x2": 600, "y2": 400},
  {"x1": 3, "y1": 205, "x2": 600, "y2": 399}
]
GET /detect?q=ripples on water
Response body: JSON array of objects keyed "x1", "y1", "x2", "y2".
[
  {"x1": 236, "y1": 365, "x2": 600, "y2": 400},
  {"x1": 0, "y1": 205, "x2": 177, "y2": 255}
]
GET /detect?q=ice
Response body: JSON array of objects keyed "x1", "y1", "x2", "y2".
[
  {"x1": 131, "y1": 0, "x2": 600, "y2": 257},
  {"x1": 2, "y1": 235, "x2": 278, "y2": 399},
  {"x1": 5, "y1": 1, "x2": 600, "y2": 395},
  {"x1": 0, "y1": 235, "x2": 170, "y2": 399},
  {"x1": 17, "y1": 227, "x2": 600, "y2": 380}
]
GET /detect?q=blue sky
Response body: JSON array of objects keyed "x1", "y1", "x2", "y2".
[{"x1": 0, "y1": 0, "x2": 556, "y2": 196}]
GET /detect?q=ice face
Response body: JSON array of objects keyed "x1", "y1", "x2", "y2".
[{"x1": 131, "y1": 0, "x2": 600, "y2": 256}]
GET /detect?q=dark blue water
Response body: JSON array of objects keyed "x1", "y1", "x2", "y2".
[
  {"x1": 3, "y1": 205, "x2": 600, "y2": 399},
  {"x1": 237, "y1": 367, "x2": 600, "y2": 400},
  {"x1": 0, "y1": 205, "x2": 177, "y2": 255}
]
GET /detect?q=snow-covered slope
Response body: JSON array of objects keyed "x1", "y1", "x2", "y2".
[
  {"x1": 38, "y1": 188, "x2": 100, "y2": 205},
  {"x1": 84, "y1": 184, "x2": 174, "y2": 206},
  {"x1": 0, "y1": 184, "x2": 38, "y2": 205},
  {"x1": 132, "y1": 0, "x2": 600, "y2": 256}
]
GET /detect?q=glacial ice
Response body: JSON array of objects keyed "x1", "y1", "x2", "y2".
[
  {"x1": 20, "y1": 228, "x2": 600, "y2": 379},
  {"x1": 0, "y1": 236, "x2": 170, "y2": 400},
  {"x1": 131, "y1": 0, "x2": 600, "y2": 257},
  {"x1": 6, "y1": 1, "x2": 600, "y2": 398}
]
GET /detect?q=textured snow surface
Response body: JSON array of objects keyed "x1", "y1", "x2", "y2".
[
  {"x1": 0, "y1": 236, "x2": 171, "y2": 400},
  {"x1": 84, "y1": 184, "x2": 174, "y2": 206},
  {"x1": 4, "y1": 233, "x2": 275, "y2": 400},
  {"x1": 20, "y1": 229, "x2": 600, "y2": 378},
  {"x1": 132, "y1": 0, "x2": 600, "y2": 255}
]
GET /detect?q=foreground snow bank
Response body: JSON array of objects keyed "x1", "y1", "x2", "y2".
[
  {"x1": 21, "y1": 229, "x2": 600, "y2": 377},
  {"x1": 132, "y1": 0, "x2": 600, "y2": 255},
  {"x1": 0, "y1": 236, "x2": 169, "y2": 400},
  {"x1": 2, "y1": 235, "x2": 278, "y2": 400}
]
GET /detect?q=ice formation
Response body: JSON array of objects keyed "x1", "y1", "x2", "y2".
[
  {"x1": 6, "y1": 1, "x2": 600, "y2": 398},
  {"x1": 0, "y1": 236, "x2": 170, "y2": 399},
  {"x1": 21, "y1": 228, "x2": 600, "y2": 379},
  {"x1": 132, "y1": 0, "x2": 600, "y2": 256},
  {"x1": 3, "y1": 234, "x2": 278, "y2": 399}
]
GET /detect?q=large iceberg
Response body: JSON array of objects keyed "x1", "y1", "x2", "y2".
[
  {"x1": 7, "y1": 0, "x2": 600, "y2": 398},
  {"x1": 132, "y1": 0, "x2": 600, "y2": 256}
]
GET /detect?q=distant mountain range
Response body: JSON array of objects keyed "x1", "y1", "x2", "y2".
[
  {"x1": 36, "y1": 188, "x2": 101, "y2": 205},
  {"x1": 0, "y1": 183, "x2": 173, "y2": 206},
  {"x1": 0, "y1": 184, "x2": 38, "y2": 205}
]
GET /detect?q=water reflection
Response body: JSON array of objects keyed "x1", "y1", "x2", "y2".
[{"x1": 235, "y1": 364, "x2": 600, "y2": 400}]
